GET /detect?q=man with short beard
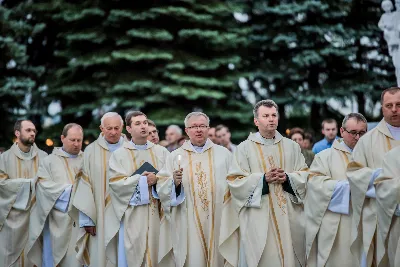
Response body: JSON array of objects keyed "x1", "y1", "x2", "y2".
[{"x1": 0, "y1": 119, "x2": 47, "y2": 267}]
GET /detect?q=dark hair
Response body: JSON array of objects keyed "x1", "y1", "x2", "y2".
[
  {"x1": 289, "y1": 127, "x2": 305, "y2": 139},
  {"x1": 14, "y1": 119, "x2": 33, "y2": 132},
  {"x1": 62, "y1": 123, "x2": 83, "y2": 137},
  {"x1": 147, "y1": 119, "x2": 156, "y2": 128},
  {"x1": 215, "y1": 124, "x2": 229, "y2": 133},
  {"x1": 304, "y1": 132, "x2": 313, "y2": 142},
  {"x1": 253, "y1": 100, "x2": 279, "y2": 118},
  {"x1": 381, "y1": 87, "x2": 400, "y2": 103},
  {"x1": 321, "y1": 118, "x2": 337, "y2": 129},
  {"x1": 125, "y1": 111, "x2": 146, "y2": 126}
]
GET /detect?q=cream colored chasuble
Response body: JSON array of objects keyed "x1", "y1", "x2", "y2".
[
  {"x1": 375, "y1": 146, "x2": 400, "y2": 267},
  {"x1": 104, "y1": 141, "x2": 168, "y2": 267},
  {"x1": 26, "y1": 147, "x2": 83, "y2": 267},
  {"x1": 305, "y1": 139, "x2": 359, "y2": 267},
  {"x1": 219, "y1": 132, "x2": 308, "y2": 267},
  {"x1": 157, "y1": 140, "x2": 232, "y2": 267},
  {"x1": 0, "y1": 143, "x2": 47, "y2": 267},
  {"x1": 347, "y1": 119, "x2": 400, "y2": 267},
  {"x1": 70, "y1": 134, "x2": 126, "y2": 267}
]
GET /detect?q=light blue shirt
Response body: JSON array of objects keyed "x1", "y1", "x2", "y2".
[
  {"x1": 312, "y1": 137, "x2": 339, "y2": 154},
  {"x1": 106, "y1": 137, "x2": 124, "y2": 152}
]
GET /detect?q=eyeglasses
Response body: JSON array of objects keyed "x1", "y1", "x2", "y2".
[
  {"x1": 186, "y1": 125, "x2": 209, "y2": 130},
  {"x1": 343, "y1": 129, "x2": 366, "y2": 137}
]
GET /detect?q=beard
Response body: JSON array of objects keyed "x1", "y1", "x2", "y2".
[{"x1": 20, "y1": 136, "x2": 35, "y2": 146}]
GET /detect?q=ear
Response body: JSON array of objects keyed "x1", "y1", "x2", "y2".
[
  {"x1": 185, "y1": 128, "x2": 189, "y2": 136},
  {"x1": 126, "y1": 125, "x2": 131, "y2": 133},
  {"x1": 61, "y1": 135, "x2": 65, "y2": 143},
  {"x1": 254, "y1": 118, "x2": 259, "y2": 127},
  {"x1": 15, "y1": 130, "x2": 20, "y2": 138},
  {"x1": 339, "y1": 127, "x2": 345, "y2": 138}
]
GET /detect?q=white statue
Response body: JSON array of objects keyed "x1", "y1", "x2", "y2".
[{"x1": 379, "y1": 0, "x2": 400, "y2": 86}]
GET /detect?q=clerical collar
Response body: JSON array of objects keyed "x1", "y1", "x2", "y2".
[
  {"x1": 256, "y1": 132, "x2": 275, "y2": 145},
  {"x1": 61, "y1": 147, "x2": 78, "y2": 158},
  {"x1": 386, "y1": 122, "x2": 400, "y2": 141},
  {"x1": 17, "y1": 145, "x2": 32, "y2": 158},
  {"x1": 105, "y1": 137, "x2": 124, "y2": 152},
  {"x1": 190, "y1": 140, "x2": 208, "y2": 153},
  {"x1": 131, "y1": 140, "x2": 148, "y2": 150}
]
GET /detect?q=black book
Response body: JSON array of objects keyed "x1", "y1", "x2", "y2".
[{"x1": 131, "y1": 162, "x2": 159, "y2": 176}]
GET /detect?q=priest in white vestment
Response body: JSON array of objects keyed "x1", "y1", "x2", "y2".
[
  {"x1": 0, "y1": 120, "x2": 47, "y2": 267},
  {"x1": 375, "y1": 146, "x2": 400, "y2": 267},
  {"x1": 305, "y1": 113, "x2": 367, "y2": 267},
  {"x1": 26, "y1": 123, "x2": 84, "y2": 267},
  {"x1": 219, "y1": 100, "x2": 308, "y2": 267},
  {"x1": 347, "y1": 87, "x2": 400, "y2": 267},
  {"x1": 71, "y1": 112, "x2": 126, "y2": 267},
  {"x1": 104, "y1": 111, "x2": 169, "y2": 267},
  {"x1": 157, "y1": 112, "x2": 232, "y2": 267}
]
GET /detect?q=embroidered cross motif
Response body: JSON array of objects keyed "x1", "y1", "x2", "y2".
[{"x1": 195, "y1": 162, "x2": 210, "y2": 212}]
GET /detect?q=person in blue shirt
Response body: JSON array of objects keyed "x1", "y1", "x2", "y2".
[{"x1": 312, "y1": 118, "x2": 339, "y2": 154}]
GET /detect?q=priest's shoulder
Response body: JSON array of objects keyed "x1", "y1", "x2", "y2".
[
  {"x1": 152, "y1": 143, "x2": 170, "y2": 154},
  {"x1": 384, "y1": 145, "x2": 400, "y2": 159},
  {"x1": 37, "y1": 148, "x2": 48, "y2": 158},
  {"x1": 83, "y1": 140, "x2": 98, "y2": 153},
  {"x1": 212, "y1": 144, "x2": 230, "y2": 155},
  {"x1": 282, "y1": 136, "x2": 302, "y2": 149}
]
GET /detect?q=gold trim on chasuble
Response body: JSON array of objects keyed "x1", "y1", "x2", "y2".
[
  {"x1": 340, "y1": 151, "x2": 350, "y2": 166},
  {"x1": 255, "y1": 142, "x2": 285, "y2": 267},
  {"x1": 83, "y1": 232, "x2": 91, "y2": 265},
  {"x1": 385, "y1": 136, "x2": 392, "y2": 151},
  {"x1": 102, "y1": 148, "x2": 107, "y2": 196},
  {"x1": 188, "y1": 149, "x2": 216, "y2": 267},
  {"x1": 149, "y1": 148, "x2": 160, "y2": 216},
  {"x1": 30, "y1": 156, "x2": 39, "y2": 206},
  {"x1": 63, "y1": 158, "x2": 75, "y2": 184}
]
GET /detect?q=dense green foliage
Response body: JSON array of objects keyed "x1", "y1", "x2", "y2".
[{"x1": 0, "y1": 0, "x2": 396, "y2": 147}]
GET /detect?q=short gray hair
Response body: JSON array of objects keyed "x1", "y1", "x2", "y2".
[
  {"x1": 184, "y1": 112, "x2": 210, "y2": 127},
  {"x1": 342, "y1": 113, "x2": 367, "y2": 128},
  {"x1": 253, "y1": 100, "x2": 279, "y2": 118},
  {"x1": 167, "y1": 124, "x2": 183, "y2": 135},
  {"x1": 101, "y1": 112, "x2": 123, "y2": 127}
]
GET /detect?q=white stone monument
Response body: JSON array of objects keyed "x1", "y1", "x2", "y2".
[{"x1": 379, "y1": 0, "x2": 400, "y2": 86}]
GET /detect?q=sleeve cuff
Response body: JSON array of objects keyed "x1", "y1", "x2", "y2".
[
  {"x1": 261, "y1": 174, "x2": 269, "y2": 195},
  {"x1": 171, "y1": 181, "x2": 185, "y2": 206},
  {"x1": 54, "y1": 185, "x2": 72, "y2": 213},
  {"x1": 328, "y1": 180, "x2": 350, "y2": 215},
  {"x1": 366, "y1": 168, "x2": 382, "y2": 199},
  {"x1": 129, "y1": 176, "x2": 150, "y2": 206},
  {"x1": 152, "y1": 185, "x2": 159, "y2": 199},
  {"x1": 79, "y1": 211, "x2": 95, "y2": 227},
  {"x1": 282, "y1": 174, "x2": 295, "y2": 196}
]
